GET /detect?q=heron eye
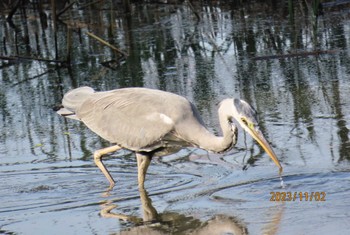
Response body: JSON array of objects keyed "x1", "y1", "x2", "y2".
[{"x1": 241, "y1": 118, "x2": 248, "y2": 125}]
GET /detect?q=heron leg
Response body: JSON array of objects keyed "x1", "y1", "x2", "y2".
[
  {"x1": 136, "y1": 153, "x2": 151, "y2": 189},
  {"x1": 94, "y1": 145, "x2": 122, "y2": 189}
]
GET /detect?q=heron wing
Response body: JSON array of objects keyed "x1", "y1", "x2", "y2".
[{"x1": 75, "y1": 88, "x2": 185, "y2": 151}]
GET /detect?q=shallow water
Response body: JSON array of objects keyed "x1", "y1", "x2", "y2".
[{"x1": 1, "y1": 1, "x2": 350, "y2": 234}]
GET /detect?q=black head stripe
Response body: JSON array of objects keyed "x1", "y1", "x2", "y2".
[{"x1": 233, "y1": 98, "x2": 258, "y2": 124}]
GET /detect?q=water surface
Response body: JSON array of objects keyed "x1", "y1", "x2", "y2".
[{"x1": 1, "y1": 1, "x2": 350, "y2": 234}]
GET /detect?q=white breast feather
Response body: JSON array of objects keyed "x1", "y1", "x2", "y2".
[
  {"x1": 159, "y1": 113, "x2": 174, "y2": 125},
  {"x1": 145, "y1": 113, "x2": 174, "y2": 125}
]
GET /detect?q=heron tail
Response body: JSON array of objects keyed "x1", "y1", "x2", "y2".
[{"x1": 57, "y1": 86, "x2": 95, "y2": 120}]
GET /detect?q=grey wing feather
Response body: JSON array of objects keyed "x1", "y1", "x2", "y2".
[{"x1": 76, "y1": 89, "x2": 177, "y2": 151}]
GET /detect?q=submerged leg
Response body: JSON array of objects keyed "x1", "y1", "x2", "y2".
[
  {"x1": 94, "y1": 145, "x2": 122, "y2": 189},
  {"x1": 136, "y1": 153, "x2": 151, "y2": 189}
]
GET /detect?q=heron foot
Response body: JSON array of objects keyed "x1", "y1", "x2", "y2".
[{"x1": 93, "y1": 145, "x2": 122, "y2": 188}]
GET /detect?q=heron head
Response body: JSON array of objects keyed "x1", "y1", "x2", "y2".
[{"x1": 232, "y1": 99, "x2": 283, "y2": 173}]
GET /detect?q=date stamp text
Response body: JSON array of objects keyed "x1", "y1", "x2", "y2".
[{"x1": 270, "y1": 192, "x2": 326, "y2": 202}]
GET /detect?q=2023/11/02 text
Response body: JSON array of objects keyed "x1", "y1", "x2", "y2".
[{"x1": 270, "y1": 192, "x2": 326, "y2": 201}]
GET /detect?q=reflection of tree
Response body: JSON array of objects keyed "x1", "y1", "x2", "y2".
[
  {"x1": 332, "y1": 78, "x2": 350, "y2": 161},
  {"x1": 0, "y1": 1, "x2": 350, "y2": 166},
  {"x1": 324, "y1": 56, "x2": 350, "y2": 162}
]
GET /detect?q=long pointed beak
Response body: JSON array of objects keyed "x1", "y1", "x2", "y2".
[{"x1": 241, "y1": 123, "x2": 283, "y2": 174}]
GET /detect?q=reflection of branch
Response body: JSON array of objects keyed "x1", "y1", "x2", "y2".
[
  {"x1": 86, "y1": 32, "x2": 128, "y2": 57},
  {"x1": 78, "y1": 0, "x2": 105, "y2": 9},
  {"x1": 57, "y1": 1, "x2": 76, "y2": 19},
  {"x1": 100, "y1": 56, "x2": 125, "y2": 70},
  {"x1": 186, "y1": 0, "x2": 201, "y2": 21},
  {"x1": 253, "y1": 50, "x2": 337, "y2": 60},
  {"x1": 11, "y1": 69, "x2": 53, "y2": 87},
  {"x1": 6, "y1": 0, "x2": 21, "y2": 22},
  {"x1": 0, "y1": 55, "x2": 66, "y2": 64}
]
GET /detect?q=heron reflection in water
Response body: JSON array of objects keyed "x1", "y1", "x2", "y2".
[
  {"x1": 100, "y1": 189, "x2": 250, "y2": 235},
  {"x1": 57, "y1": 87, "x2": 282, "y2": 189}
]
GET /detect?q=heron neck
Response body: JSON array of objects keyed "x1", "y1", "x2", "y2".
[
  {"x1": 216, "y1": 99, "x2": 236, "y2": 152},
  {"x1": 193, "y1": 99, "x2": 236, "y2": 153},
  {"x1": 175, "y1": 99, "x2": 236, "y2": 153}
]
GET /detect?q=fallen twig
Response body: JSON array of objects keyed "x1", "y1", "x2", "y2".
[{"x1": 86, "y1": 31, "x2": 128, "y2": 57}]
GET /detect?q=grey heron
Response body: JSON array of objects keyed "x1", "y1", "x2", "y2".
[{"x1": 57, "y1": 86, "x2": 282, "y2": 189}]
